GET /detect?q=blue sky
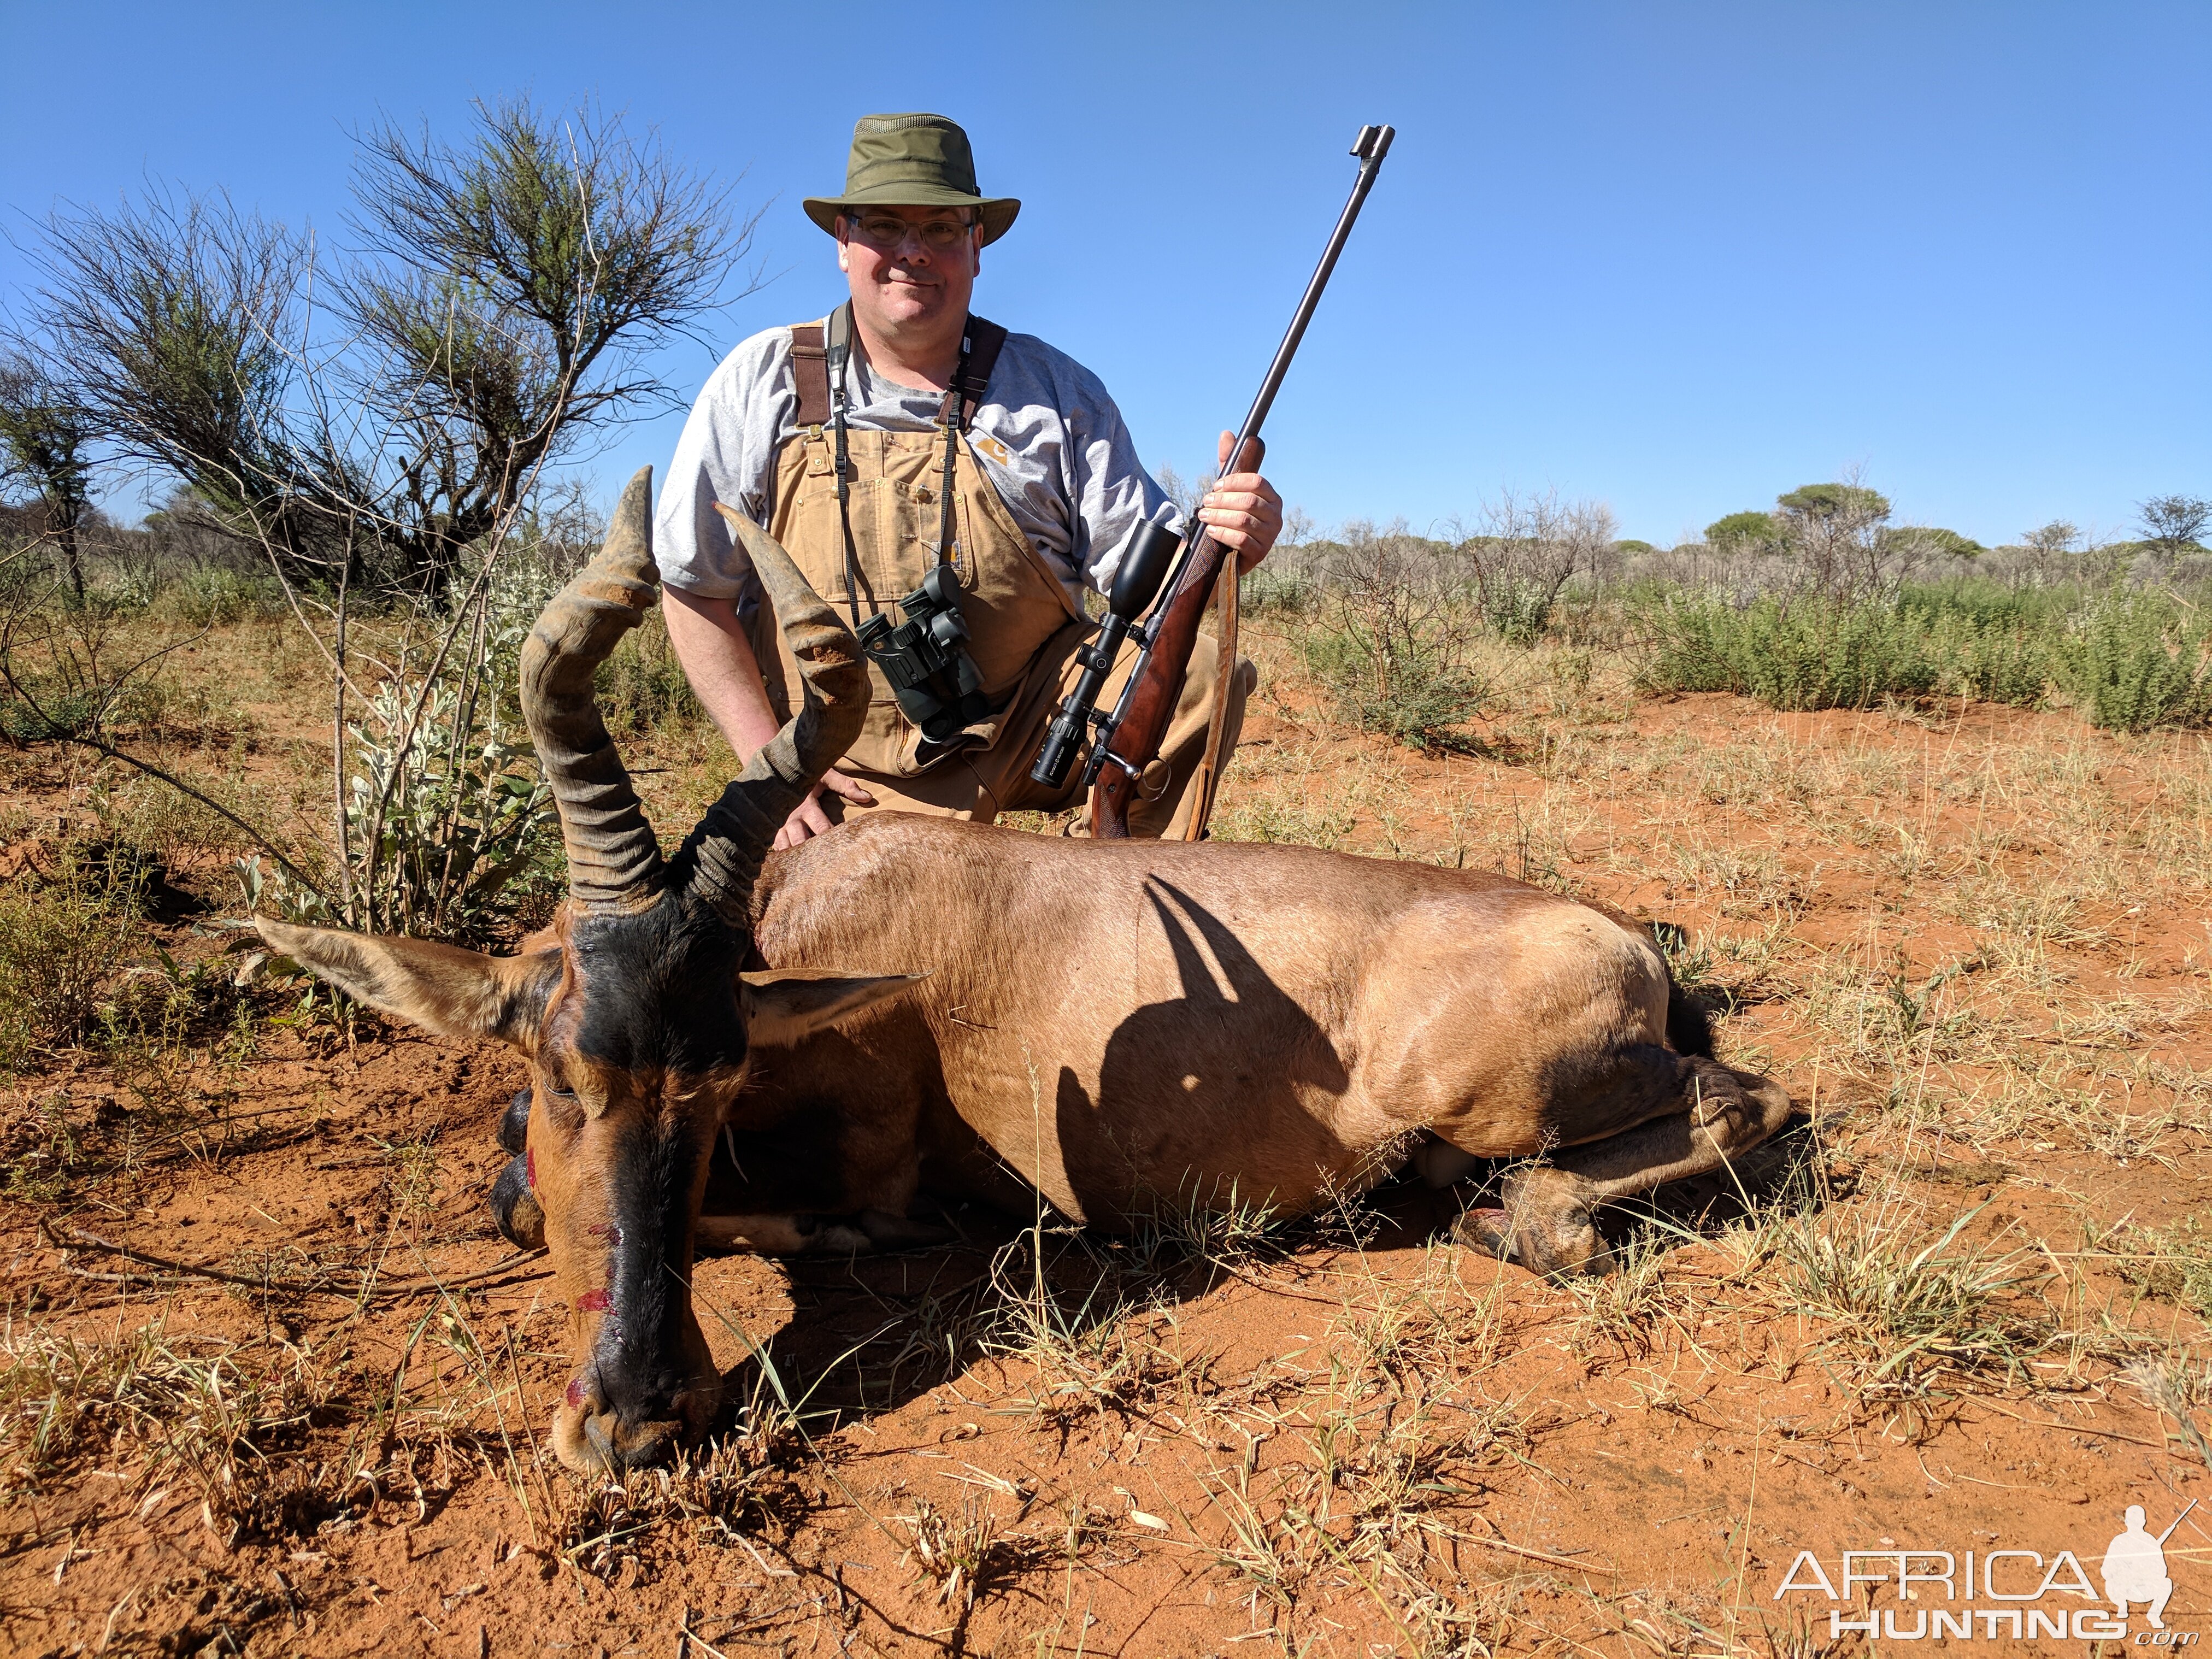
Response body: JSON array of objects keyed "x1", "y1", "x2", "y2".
[{"x1": 3, "y1": 1, "x2": 2204, "y2": 547}]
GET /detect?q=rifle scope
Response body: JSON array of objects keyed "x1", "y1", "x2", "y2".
[{"x1": 1031, "y1": 518, "x2": 1181, "y2": 791}]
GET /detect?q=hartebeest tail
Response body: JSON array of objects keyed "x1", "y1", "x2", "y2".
[{"x1": 260, "y1": 468, "x2": 916, "y2": 1472}]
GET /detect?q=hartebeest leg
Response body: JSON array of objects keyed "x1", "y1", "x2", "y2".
[{"x1": 1457, "y1": 1056, "x2": 1794, "y2": 1276}]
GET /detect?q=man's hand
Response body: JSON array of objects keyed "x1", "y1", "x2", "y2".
[
  {"x1": 664, "y1": 585, "x2": 875, "y2": 849},
  {"x1": 1198, "y1": 431, "x2": 1285, "y2": 575},
  {"x1": 775, "y1": 768, "x2": 876, "y2": 850}
]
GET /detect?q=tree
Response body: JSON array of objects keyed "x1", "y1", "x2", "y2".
[
  {"x1": 13, "y1": 99, "x2": 765, "y2": 939},
  {"x1": 1776, "y1": 481, "x2": 1892, "y2": 522},
  {"x1": 1917, "y1": 527, "x2": 1984, "y2": 558},
  {"x1": 1773, "y1": 475, "x2": 1896, "y2": 599},
  {"x1": 2139, "y1": 495, "x2": 2211, "y2": 554},
  {"x1": 0, "y1": 351, "x2": 97, "y2": 601},
  {"x1": 2022, "y1": 520, "x2": 2079, "y2": 557},
  {"x1": 30, "y1": 97, "x2": 758, "y2": 596},
  {"x1": 1705, "y1": 510, "x2": 1780, "y2": 552}
]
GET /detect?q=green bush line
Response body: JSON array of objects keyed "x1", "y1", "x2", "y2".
[
  {"x1": 1284, "y1": 571, "x2": 2212, "y2": 741},
  {"x1": 1637, "y1": 583, "x2": 2212, "y2": 731}
]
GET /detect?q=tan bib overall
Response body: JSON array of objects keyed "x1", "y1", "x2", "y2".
[{"x1": 743, "y1": 311, "x2": 1251, "y2": 837}]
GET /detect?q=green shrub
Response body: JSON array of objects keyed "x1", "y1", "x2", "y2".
[
  {"x1": 1478, "y1": 578, "x2": 1560, "y2": 646},
  {"x1": 1642, "y1": 593, "x2": 1941, "y2": 709},
  {"x1": 2063, "y1": 592, "x2": 2212, "y2": 732},
  {"x1": 1895, "y1": 578, "x2": 2079, "y2": 633},
  {"x1": 1297, "y1": 619, "x2": 1491, "y2": 750},
  {"x1": 240, "y1": 671, "x2": 558, "y2": 943},
  {"x1": 1640, "y1": 580, "x2": 2105, "y2": 714},
  {"x1": 1242, "y1": 564, "x2": 1316, "y2": 614},
  {"x1": 0, "y1": 857, "x2": 145, "y2": 1071},
  {"x1": 166, "y1": 568, "x2": 285, "y2": 627},
  {"x1": 1937, "y1": 618, "x2": 2053, "y2": 707}
]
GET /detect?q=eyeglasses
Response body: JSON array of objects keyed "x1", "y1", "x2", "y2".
[{"x1": 841, "y1": 212, "x2": 975, "y2": 252}]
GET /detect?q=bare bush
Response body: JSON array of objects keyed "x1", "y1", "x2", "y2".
[
  {"x1": 1302, "y1": 520, "x2": 1491, "y2": 749},
  {"x1": 1458, "y1": 490, "x2": 1618, "y2": 643}
]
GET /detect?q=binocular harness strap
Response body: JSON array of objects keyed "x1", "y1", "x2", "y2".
[
  {"x1": 791, "y1": 306, "x2": 1009, "y2": 630},
  {"x1": 825, "y1": 305, "x2": 869, "y2": 628}
]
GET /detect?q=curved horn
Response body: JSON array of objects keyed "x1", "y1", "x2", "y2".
[
  {"x1": 679, "y1": 505, "x2": 868, "y2": 926},
  {"x1": 519, "y1": 466, "x2": 665, "y2": 914}
]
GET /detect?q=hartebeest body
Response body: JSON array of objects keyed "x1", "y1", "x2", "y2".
[
  {"x1": 705, "y1": 820, "x2": 1788, "y2": 1261},
  {"x1": 263, "y1": 470, "x2": 1793, "y2": 1472}
]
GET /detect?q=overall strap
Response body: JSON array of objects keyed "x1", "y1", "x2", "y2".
[
  {"x1": 952, "y1": 316, "x2": 1008, "y2": 433},
  {"x1": 790, "y1": 321, "x2": 832, "y2": 430}
]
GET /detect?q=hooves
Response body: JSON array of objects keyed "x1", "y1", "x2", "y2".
[
  {"x1": 489, "y1": 1086, "x2": 544, "y2": 1249},
  {"x1": 489, "y1": 1152, "x2": 544, "y2": 1250},
  {"x1": 1454, "y1": 1167, "x2": 1615, "y2": 1278},
  {"x1": 498, "y1": 1086, "x2": 530, "y2": 1155}
]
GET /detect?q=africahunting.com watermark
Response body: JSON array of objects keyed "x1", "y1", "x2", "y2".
[{"x1": 1772, "y1": 1502, "x2": 2199, "y2": 1643}]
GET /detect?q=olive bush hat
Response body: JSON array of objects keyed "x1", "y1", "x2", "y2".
[{"x1": 803, "y1": 113, "x2": 1020, "y2": 245}]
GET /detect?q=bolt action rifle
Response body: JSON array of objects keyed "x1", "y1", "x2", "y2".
[{"x1": 1029, "y1": 122, "x2": 1395, "y2": 837}]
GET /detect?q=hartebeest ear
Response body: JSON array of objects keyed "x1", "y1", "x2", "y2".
[
  {"x1": 738, "y1": 969, "x2": 922, "y2": 1048},
  {"x1": 257, "y1": 920, "x2": 561, "y2": 1048}
]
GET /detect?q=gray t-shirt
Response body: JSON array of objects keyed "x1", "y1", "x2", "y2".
[{"x1": 655, "y1": 320, "x2": 1181, "y2": 609}]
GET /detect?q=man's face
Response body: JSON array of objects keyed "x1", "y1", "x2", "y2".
[{"x1": 836, "y1": 204, "x2": 980, "y2": 334}]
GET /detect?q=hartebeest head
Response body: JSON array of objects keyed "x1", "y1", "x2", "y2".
[{"x1": 260, "y1": 468, "x2": 909, "y2": 1472}]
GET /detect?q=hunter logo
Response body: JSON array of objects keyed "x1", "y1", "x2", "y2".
[
  {"x1": 1772, "y1": 1502, "x2": 2201, "y2": 1643},
  {"x1": 2107, "y1": 1503, "x2": 2197, "y2": 1632}
]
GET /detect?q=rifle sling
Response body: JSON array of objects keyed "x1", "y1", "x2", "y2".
[{"x1": 1181, "y1": 563, "x2": 1240, "y2": 841}]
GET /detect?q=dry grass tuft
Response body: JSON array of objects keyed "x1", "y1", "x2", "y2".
[{"x1": 0, "y1": 1315, "x2": 346, "y2": 1540}]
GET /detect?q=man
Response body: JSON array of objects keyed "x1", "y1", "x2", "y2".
[{"x1": 656, "y1": 112, "x2": 1282, "y2": 846}]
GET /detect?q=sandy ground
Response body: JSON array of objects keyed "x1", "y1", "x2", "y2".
[{"x1": 3, "y1": 623, "x2": 2210, "y2": 1657}]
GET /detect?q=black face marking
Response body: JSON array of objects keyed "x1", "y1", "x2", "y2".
[
  {"x1": 567, "y1": 897, "x2": 749, "y2": 1075},
  {"x1": 549, "y1": 891, "x2": 749, "y2": 1431},
  {"x1": 591, "y1": 1109, "x2": 711, "y2": 1427}
]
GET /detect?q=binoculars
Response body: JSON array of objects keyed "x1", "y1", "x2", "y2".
[{"x1": 857, "y1": 565, "x2": 989, "y2": 744}]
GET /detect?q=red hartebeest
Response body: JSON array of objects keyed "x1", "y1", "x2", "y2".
[{"x1": 263, "y1": 469, "x2": 1792, "y2": 1471}]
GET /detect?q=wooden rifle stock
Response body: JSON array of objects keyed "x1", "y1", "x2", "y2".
[
  {"x1": 1087, "y1": 444, "x2": 1256, "y2": 839},
  {"x1": 1084, "y1": 124, "x2": 1392, "y2": 839}
]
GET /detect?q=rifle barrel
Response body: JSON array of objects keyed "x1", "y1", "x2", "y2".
[
  {"x1": 1229, "y1": 125, "x2": 1395, "y2": 463},
  {"x1": 1074, "y1": 124, "x2": 1393, "y2": 796}
]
